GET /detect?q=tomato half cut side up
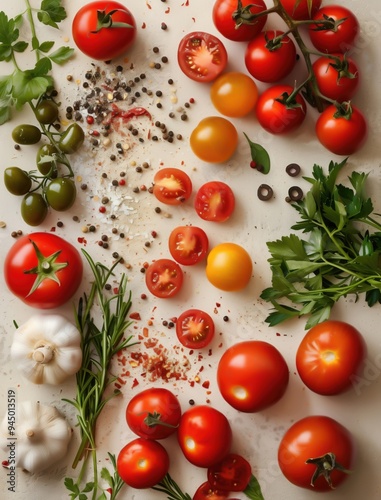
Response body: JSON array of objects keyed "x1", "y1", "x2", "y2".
[
  {"x1": 178, "y1": 31, "x2": 228, "y2": 83},
  {"x1": 145, "y1": 258, "x2": 184, "y2": 298},
  {"x1": 208, "y1": 453, "x2": 252, "y2": 492},
  {"x1": 193, "y1": 481, "x2": 229, "y2": 500},
  {"x1": 153, "y1": 168, "x2": 192, "y2": 205},
  {"x1": 194, "y1": 181, "x2": 235, "y2": 222},
  {"x1": 176, "y1": 309, "x2": 215, "y2": 349},
  {"x1": 169, "y1": 226, "x2": 209, "y2": 265}
]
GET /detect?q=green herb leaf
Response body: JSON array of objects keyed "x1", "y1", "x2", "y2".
[
  {"x1": 49, "y1": 45, "x2": 74, "y2": 64},
  {"x1": 243, "y1": 132, "x2": 271, "y2": 174},
  {"x1": 39, "y1": 40, "x2": 55, "y2": 53},
  {"x1": 244, "y1": 474, "x2": 265, "y2": 500},
  {"x1": 38, "y1": 0, "x2": 68, "y2": 29}
]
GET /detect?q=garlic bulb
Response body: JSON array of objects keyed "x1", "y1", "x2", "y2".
[
  {"x1": 0, "y1": 401, "x2": 72, "y2": 473},
  {"x1": 11, "y1": 314, "x2": 82, "y2": 385}
]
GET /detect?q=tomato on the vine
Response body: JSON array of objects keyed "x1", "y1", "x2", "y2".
[
  {"x1": 126, "y1": 387, "x2": 182, "y2": 440},
  {"x1": 153, "y1": 168, "x2": 193, "y2": 205},
  {"x1": 245, "y1": 31, "x2": 297, "y2": 83},
  {"x1": 278, "y1": 416, "x2": 354, "y2": 491},
  {"x1": 193, "y1": 482, "x2": 229, "y2": 500},
  {"x1": 296, "y1": 320, "x2": 366, "y2": 395},
  {"x1": 190, "y1": 116, "x2": 238, "y2": 163},
  {"x1": 315, "y1": 103, "x2": 367, "y2": 155},
  {"x1": 176, "y1": 309, "x2": 215, "y2": 349},
  {"x1": 212, "y1": 0, "x2": 267, "y2": 42},
  {"x1": 72, "y1": 1, "x2": 137, "y2": 61},
  {"x1": 117, "y1": 438, "x2": 169, "y2": 489},
  {"x1": 178, "y1": 31, "x2": 228, "y2": 83},
  {"x1": 145, "y1": 259, "x2": 184, "y2": 298},
  {"x1": 279, "y1": 0, "x2": 322, "y2": 20},
  {"x1": 309, "y1": 5, "x2": 359, "y2": 53},
  {"x1": 169, "y1": 226, "x2": 209, "y2": 266},
  {"x1": 194, "y1": 181, "x2": 235, "y2": 223},
  {"x1": 210, "y1": 72, "x2": 258, "y2": 117},
  {"x1": 207, "y1": 453, "x2": 252, "y2": 492},
  {"x1": 255, "y1": 85, "x2": 307, "y2": 134},
  {"x1": 206, "y1": 243, "x2": 252, "y2": 291},
  {"x1": 217, "y1": 340, "x2": 289, "y2": 412},
  {"x1": 4, "y1": 233, "x2": 83, "y2": 309},
  {"x1": 178, "y1": 405, "x2": 232, "y2": 468}
]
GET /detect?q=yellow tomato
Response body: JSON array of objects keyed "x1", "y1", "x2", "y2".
[
  {"x1": 190, "y1": 116, "x2": 238, "y2": 163},
  {"x1": 210, "y1": 72, "x2": 258, "y2": 117},
  {"x1": 206, "y1": 242, "x2": 253, "y2": 291}
]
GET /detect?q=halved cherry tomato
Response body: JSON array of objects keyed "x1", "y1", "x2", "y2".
[
  {"x1": 145, "y1": 259, "x2": 183, "y2": 298},
  {"x1": 153, "y1": 168, "x2": 192, "y2": 205},
  {"x1": 206, "y1": 243, "x2": 252, "y2": 291},
  {"x1": 194, "y1": 181, "x2": 235, "y2": 222},
  {"x1": 176, "y1": 309, "x2": 215, "y2": 349},
  {"x1": 190, "y1": 116, "x2": 238, "y2": 163},
  {"x1": 193, "y1": 482, "x2": 229, "y2": 500},
  {"x1": 169, "y1": 226, "x2": 209, "y2": 266},
  {"x1": 207, "y1": 453, "x2": 252, "y2": 492},
  {"x1": 178, "y1": 31, "x2": 228, "y2": 83},
  {"x1": 210, "y1": 72, "x2": 258, "y2": 118}
]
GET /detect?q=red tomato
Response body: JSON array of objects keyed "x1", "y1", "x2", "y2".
[
  {"x1": 217, "y1": 340, "x2": 289, "y2": 412},
  {"x1": 207, "y1": 453, "x2": 252, "y2": 492},
  {"x1": 194, "y1": 181, "x2": 235, "y2": 222},
  {"x1": 296, "y1": 320, "x2": 366, "y2": 395},
  {"x1": 178, "y1": 31, "x2": 228, "y2": 83},
  {"x1": 212, "y1": 0, "x2": 267, "y2": 42},
  {"x1": 193, "y1": 482, "x2": 229, "y2": 500},
  {"x1": 279, "y1": 0, "x2": 322, "y2": 20},
  {"x1": 245, "y1": 31, "x2": 297, "y2": 83},
  {"x1": 4, "y1": 232, "x2": 83, "y2": 309},
  {"x1": 169, "y1": 226, "x2": 209, "y2": 266},
  {"x1": 126, "y1": 388, "x2": 182, "y2": 440},
  {"x1": 117, "y1": 437, "x2": 169, "y2": 489},
  {"x1": 72, "y1": 1, "x2": 136, "y2": 61},
  {"x1": 312, "y1": 54, "x2": 360, "y2": 102},
  {"x1": 278, "y1": 416, "x2": 354, "y2": 491},
  {"x1": 176, "y1": 309, "x2": 215, "y2": 349},
  {"x1": 190, "y1": 117, "x2": 238, "y2": 163},
  {"x1": 153, "y1": 168, "x2": 192, "y2": 206},
  {"x1": 145, "y1": 259, "x2": 184, "y2": 298},
  {"x1": 315, "y1": 103, "x2": 367, "y2": 155},
  {"x1": 177, "y1": 405, "x2": 232, "y2": 468},
  {"x1": 255, "y1": 85, "x2": 307, "y2": 134},
  {"x1": 309, "y1": 5, "x2": 359, "y2": 53}
]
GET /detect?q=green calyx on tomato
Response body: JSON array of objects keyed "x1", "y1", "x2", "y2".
[
  {"x1": 91, "y1": 9, "x2": 134, "y2": 32},
  {"x1": 232, "y1": 0, "x2": 266, "y2": 27},
  {"x1": 306, "y1": 452, "x2": 352, "y2": 489}
]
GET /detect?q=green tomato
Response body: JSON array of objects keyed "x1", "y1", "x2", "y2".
[
  {"x1": 58, "y1": 123, "x2": 85, "y2": 154},
  {"x1": 45, "y1": 178, "x2": 76, "y2": 211},
  {"x1": 12, "y1": 124, "x2": 42, "y2": 145},
  {"x1": 21, "y1": 192, "x2": 48, "y2": 226},
  {"x1": 4, "y1": 167, "x2": 32, "y2": 196},
  {"x1": 35, "y1": 100, "x2": 59, "y2": 124},
  {"x1": 36, "y1": 143, "x2": 57, "y2": 175}
]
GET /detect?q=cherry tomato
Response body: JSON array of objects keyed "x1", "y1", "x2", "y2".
[
  {"x1": 176, "y1": 309, "x2": 215, "y2": 349},
  {"x1": 315, "y1": 103, "x2": 367, "y2": 155},
  {"x1": 126, "y1": 387, "x2": 182, "y2": 440},
  {"x1": 217, "y1": 340, "x2": 289, "y2": 412},
  {"x1": 194, "y1": 181, "x2": 235, "y2": 223},
  {"x1": 278, "y1": 416, "x2": 354, "y2": 491},
  {"x1": 4, "y1": 167, "x2": 32, "y2": 196},
  {"x1": 169, "y1": 226, "x2": 209, "y2": 266},
  {"x1": 58, "y1": 123, "x2": 85, "y2": 154},
  {"x1": 72, "y1": 1, "x2": 137, "y2": 61},
  {"x1": 145, "y1": 258, "x2": 184, "y2": 298},
  {"x1": 210, "y1": 72, "x2": 258, "y2": 118},
  {"x1": 193, "y1": 482, "x2": 229, "y2": 500},
  {"x1": 279, "y1": 0, "x2": 322, "y2": 20},
  {"x1": 178, "y1": 31, "x2": 228, "y2": 83},
  {"x1": 206, "y1": 243, "x2": 252, "y2": 291},
  {"x1": 212, "y1": 0, "x2": 267, "y2": 42},
  {"x1": 117, "y1": 437, "x2": 169, "y2": 489},
  {"x1": 190, "y1": 117, "x2": 238, "y2": 163},
  {"x1": 207, "y1": 453, "x2": 252, "y2": 492},
  {"x1": 21, "y1": 193, "x2": 48, "y2": 226},
  {"x1": 45, "y1": 178, "x2": 77, "y2": 212},
  {"x1": 178, "y1": 405, "x2": 232, "y2": 468},
  {"x1": 312, "y1": 54, "x2": 360, "y2": 102},
  {"x1": 4, "y1": 232, "x2": 83, "y2": 309},
  {"x1": 255, "y1": 85, "x2": 307, "y2": 134},
  {"x1": 153, "y1": 168, "x2": 192, "y2": 206},
  {"x1": 309, "y1": 5, "x2": 359, "y2": 53},
  {"x1": 296, "y1": 320, "x2": 366, "y2": 395},
  {"x1": 245, "y1": 31, "x2": 297, "y2": 83},
  {"x1": 12, "y1": 124, "x2": 41, "y2": 145}
]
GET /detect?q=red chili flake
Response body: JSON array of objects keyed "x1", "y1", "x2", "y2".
[
  {"x1": 99, "y1": 206, "x2": 106, "y2": 213},
  {"x1": 146, "y1": 0, "x2": 152, "y2": 9},
  {"x1": 276, "y1": 332, "x2": 281, "y2": 336},
  {"x1": 189, "y1": 97, "x2": 195, "y2": 104},
  {"x1": 115, "y1": 383, "x2": 121, "y2": 389},
  {"x1": 215, "y1": 303, "x2": 221, "y2": 308},
  {"x1": 50, "y1": 226, "x2": 56, "y2": 232},
  {"x1": 77, "y1": 237, "x2": 87, "y2": 245},
  {"x1": 202, "y1": 380, "x2": 210, "y2": 389},
  {"x1": 119, "y1": 179, "x2": 126, "y2": 186},
  {"x1": 106, "y1": 488, "x2": 113, "y2": 494},
  {"x1": 141, "y1": 22, "x2": 146, "y2": 29},
  {"x1": 151, "y1": 230, "x2": 157, "y2": 238},
  {"x1": 113, "y1": 287, "x2": 119, "y2": 294},
  {"x1": 130, "y1": 312, "x2": 141, "y2": 320},
  {"x1": 87, "y1": 116, "x2": 94, "y2": 125},
  {"x1": 165, "y1": 7, "x2": 170, "y2": 13},
  {"x1": 132, "y1": 378, "x2": 139, "y2": 388},
  {"x1": 2, "y1": 460, "x2": 9, "y2": 468},
  {"x1": 106, "y1": 104, "x2": 152, "y2": 125}
]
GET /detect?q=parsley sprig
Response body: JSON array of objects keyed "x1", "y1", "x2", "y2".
[{"x1": 261, "y1": 159, "x2": 381, "y2": 328}]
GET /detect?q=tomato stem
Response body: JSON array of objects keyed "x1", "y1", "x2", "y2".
[{"x1": 306, "y1": 452, "x2": 352, "y2": 488}]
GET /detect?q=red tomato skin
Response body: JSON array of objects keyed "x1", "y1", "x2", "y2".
[
  {"x1": 278, "y1": 416, "x2": 354, "y2": 491},
  {"x1": 4, "y1": 232, "x2": 83, "y2": 309},
  {"x1": 316, "y1": 104, "x2": 367, "y2": 155},
  {"x1": 117, "y1": 438, "x2": 169, "y2": 489},
  {"x1": 207, "y1": 453, "x2": 252, "y2": 492},
  {"x1": 169, "y1": 226, "x2": 209, "y2": 266},
  {"x1": 145, "y1": 258, "x2": 184, "y2": 299},
  {"x1": 279, "y1": 0, "x2": 322, "y2": 20},
  {"x1": 255, "y1": 85, "x2": 307, "y2": 134},
  {"x1": 194, "y1": 181, "x2": 235, "y2": 222},
  {"x1": 217, "y1": 340, "x2": 289, "y2": 412},
  {"x1": 176, "y1": 309, "x2": 215, "y2": 349},
  {"x1": 72, "y1": 1, "x2": 137, "y2": 61},
  {"x1": 245, "y1": 31, "x2": 297, "y2": 83},
  {"x1": 126, "y1": 388, "x2": 182, "y2": 440},
  {"x1": 178, "y1": 405, "x2": 232, "y2": 468},
  {"x1": 193, "y1": 482, "x2": 229, "y2": 500},
  {"x1": 296, "y1": 320, "x2": 366, "y2": 395},
  {"x1": 212, "y1": 0, "x2": 267, "y2": 42},
  {"x1": 153, "y1": 168, "x2": 193, "y2": 206},
  {"x1": 309, "y1": 6, "x2": 360, "y2": 53}
]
